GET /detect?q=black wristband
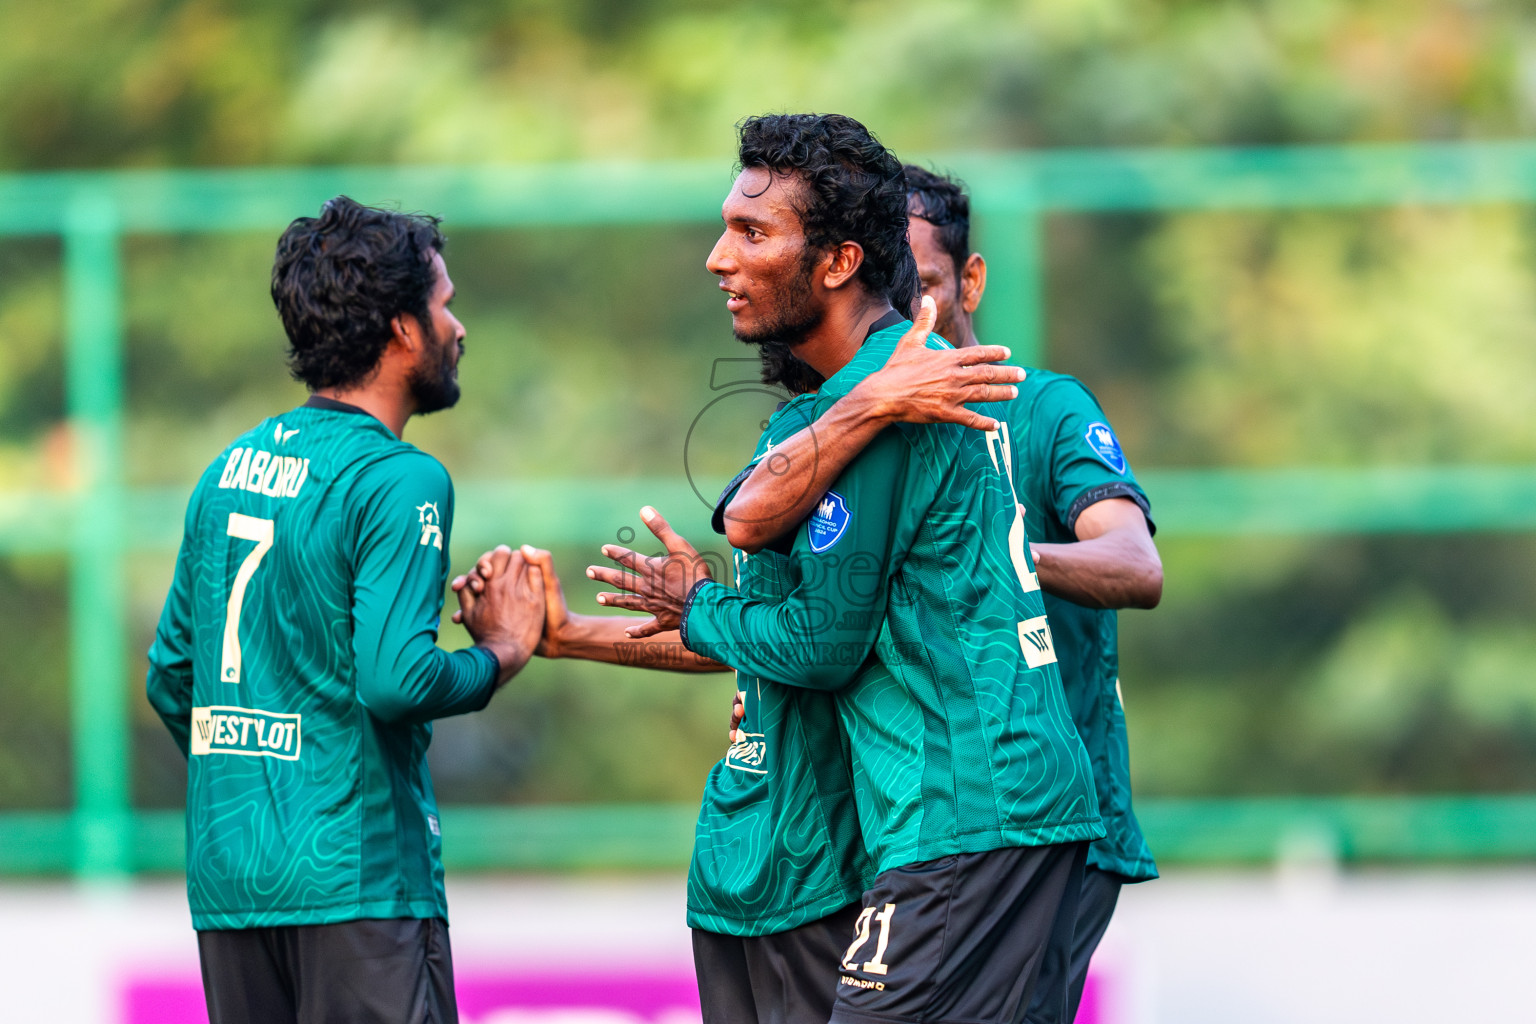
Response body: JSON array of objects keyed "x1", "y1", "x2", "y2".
[{"x1": 679, "y1": 579, "x2": 713, "y2": 652}]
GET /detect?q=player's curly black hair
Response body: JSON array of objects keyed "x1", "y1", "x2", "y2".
[
  {"x1": 735, "y1": 114, "x2": 919, "y2": 393},
  {"x1": 270, "y1": 196, "x2": 445, "y2": 391},
  {"x1": 737, "y1": 113, "x2": 920, "y2": 316},
  {"x1": 904, "y1": 164, "x2": 971, "y2": 276}
]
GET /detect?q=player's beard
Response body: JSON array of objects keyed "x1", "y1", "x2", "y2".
[
  {"x1": 408, "y1": 319, "x2": 462, "y2": 414},
  {"x1": 733, "y1": 252, "x2": 827, "y2": 396}
]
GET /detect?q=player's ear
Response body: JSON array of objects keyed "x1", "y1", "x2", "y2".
[
  {"x1": 390, "y1": 312, "x2": 422, "y2": 353},
  {"x1": 961, "y1": 253, "x2": 986, "y2": 314},
  {"x1": 821, "y1": 241, "x2": 865, "y2": 291}
]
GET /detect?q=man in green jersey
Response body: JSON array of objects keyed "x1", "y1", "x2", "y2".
[
  {"x1": 146, "y1": 197, "x2": 546, "y2": 1024},
  {"x1": 457, "y1": 240, "x2": 1019, "y2": 1024},
  {"x1": 589, "y1": 114, "x2": 1104, "y2": 1024},
  {"x1": 716, "y1": 166, "x2": 1165, "y2": 1023}
]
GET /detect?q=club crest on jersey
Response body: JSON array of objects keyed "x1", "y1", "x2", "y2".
[
  {"x1": 417, "y1": 501, "x2": 443, "y2": 549},
  {"x1": 1084, "y1": 421, "x2": 1127, "y2": 475},
  {"x1": 807, "y1": 491, "x2": 851, "y2": 553}
]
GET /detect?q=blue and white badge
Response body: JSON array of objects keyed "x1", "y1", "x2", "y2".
[
  {"x1": 807, "y1": 490, "x2": 851, "y2": 553},
  {"x1": 1084, "y1": 422, "x2": 1127, "y2": 475}
]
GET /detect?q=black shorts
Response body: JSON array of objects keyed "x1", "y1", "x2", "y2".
[
  {"x1": 1025, "y1": 865, "x2": 1125, "y2": 1024},
  {"x1": 197, "y1": 917, "x2": 457, "y2": 1024},
  {"x1": 830, "y1": 842, "x2": 1087, "y2": 1024},
  {"x1": 693, "y1": 901, "x2": 862, "y2": 1024}
]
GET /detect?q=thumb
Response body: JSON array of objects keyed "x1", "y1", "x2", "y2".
[{"x1": 895, "y1": 294, "x2": 937, "y2": 350}]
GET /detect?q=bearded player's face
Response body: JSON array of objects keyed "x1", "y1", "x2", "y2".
[
  {"x1": 705, "y1": 167, "x2": 824, "y2": 348},
  {"x1": 908, "y1": 214, "x2": 963, "y2": 343},
  {"x1": 407, "y1": 250, "x2": 466, "y2": 415}
]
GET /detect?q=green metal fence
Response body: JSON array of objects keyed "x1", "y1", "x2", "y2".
[{"x1": 3, "y1": 142, "x2": 1535, "y2": 877}]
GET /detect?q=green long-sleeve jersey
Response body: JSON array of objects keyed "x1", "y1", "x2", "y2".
[
  {"x1": 687, "y1": 394, "x2": 873, "y2": 936},
  {"x1": 145, "y1": 398, "x2": 497, "y2": 931},
  {"x1": 1004, "y1": 370, "x2": 1158, "y2": 882},
  {"x1": 682, "y1": 321, "x2": 1104, "y2": 876}
]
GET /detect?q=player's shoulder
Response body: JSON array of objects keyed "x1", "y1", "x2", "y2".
[
  {"x1": 1004, "y1": 369, "x2": 1110, "y2": 428},
  {"x1": 352, "y1": 444, "x2": 452, "y2": 497},
  {"x1": 1016, "y1": 368, "x2": 1097, "y2": 407},
  {"x1": 816, "y1": 320, "x2": 913, "y2": 404},
  {"x1": 758, "y1": 392, "x2": 819, "y2": 447}
]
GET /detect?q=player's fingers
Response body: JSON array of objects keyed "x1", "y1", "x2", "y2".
[
  {"x1": 893, "y1": 294, "x2": 937, "y2": 349},
  {"x1": 451, "y1": 610, "x2": 463, "y2": 624},
  {"x1": 954, "y1": 344, "x2": 1018, "y2": 370},
  {"x1": 624, "y1": 618, "x2": 666, "y2": 639},
  {"x1": 521, "y1": 545, "x2": 566, "y2": 611},
  {"x1": 962, "y1": 383, "x2": 1020, "y2": 404},
  {"x1": 587, "y1": 565, "x2": 644, "y2": 593},
  {"x1": 639, "y1": 506, "x2": 698, "y2": 557},
  {"x1": 963, "y1": 409, "x2": 999, "y2": 431},
  {"x1": 599, "y1": 544, "x2": 645, "y2": 570},
  {"x1": 520, "y1": 545, "x2": 555, "y2": 574},
  {"x1": 483, "y1": 544, "x2": 513, "y2": 576},
  {"x1": 958, "y1": 362, "x2": 1026, "y2": 386},
  {"x1": 451, "y1": 574, "x2": 467, "y2": 591},
  {"x1": 595, "y1": 591, "x2": 651, "y2": 611}
]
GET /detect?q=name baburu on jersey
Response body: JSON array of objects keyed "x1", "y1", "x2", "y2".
[
  {"x1": 216, "y1": 424, "x2": 312, "y2": 499},
  {"x1": 190, "y1": 706, "x2": 301, "y2": 760}
]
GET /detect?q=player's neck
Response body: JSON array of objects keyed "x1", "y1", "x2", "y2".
[
  {"x1": 952, "y1": 319, "x2": 979, "y2": 348},
  {"x1": 312, "y1": 383, "x2": 413, "y2": 439},
  {"x1": 792, "y1": 293, "x2": 895, "y2": 380}
]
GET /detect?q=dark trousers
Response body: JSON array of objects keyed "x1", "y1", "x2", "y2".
[
  {"x1": 1026, "y1": 865, "x2": 1125, "y2": 1024},
  {"x1": 693, "y1": 902, "x2": 863, "y2": 1024},
  {"x1": 197, "y1": 917, "x2": 457, "y2": 1024}
]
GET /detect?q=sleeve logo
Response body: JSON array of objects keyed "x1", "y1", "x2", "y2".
[
  {"x1": 1084, "y1": 421, "x2": 1127, "y2": 474},
  {"x1": 417, "y1": 501, "x2": 443, "y2": 549},
  {"x1": 190, "y1": 706, "x2": 301, "y2": 760},
  {"x1": 807, "y1": 490, "x2": 851, "y2": 553}
]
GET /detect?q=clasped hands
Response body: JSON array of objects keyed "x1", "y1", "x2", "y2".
[{"x1": 451, "y1": 504, "x2": 716, "y2": 654}]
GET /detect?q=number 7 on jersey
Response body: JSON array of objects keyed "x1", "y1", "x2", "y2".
[{"x1": 222, "y1": 513, "x2": 274, "y2": 685}]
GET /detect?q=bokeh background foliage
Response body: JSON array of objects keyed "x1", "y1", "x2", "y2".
[{"x1": 2, "y1": 0, "x2": 1535, "y2": 811}]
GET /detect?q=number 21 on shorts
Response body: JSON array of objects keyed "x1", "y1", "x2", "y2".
[
  {"x1": 222, "y1": 513, "x2": 274, "y2": 685},
  {"x1": 841, "y1": 902, "x2": 896, "y2": 976}
]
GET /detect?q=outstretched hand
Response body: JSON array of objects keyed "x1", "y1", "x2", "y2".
[
  {"x1": 586, "y1": 506, "x2": 717, "y2": 638},
  {"x1": 855, "y1": 294, "x2": 1025, "y2": 431}
]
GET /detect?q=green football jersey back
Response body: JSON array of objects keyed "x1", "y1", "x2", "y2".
[
  {"x1": 684, "y1": 323, "x2": 1104, "y2": 875},
  {"x1": 688, "y1": 395, "x2": 873, "y2": 936},
  {"x1": 146, "y1": 402, "x2": 497, "y2": 930},
  {"x1": 1005, "y1": 370, "x2": 1158, "y2": 881}
]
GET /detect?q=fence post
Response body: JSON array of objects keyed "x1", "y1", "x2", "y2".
[
  {"x1": 64, "y1": 190, "x2": 131, "y2": 878},
  {"x1": 974, "y1": 202, "x2": 1044, "y2": 368}
]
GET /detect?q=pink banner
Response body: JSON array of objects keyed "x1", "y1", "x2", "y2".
[
  {"x1": 126, "y1": 968, "x2": 1099, "y2": 1023},
  {"x1": 124, "y1": 972, "x2": 701, "y2": 1024}
]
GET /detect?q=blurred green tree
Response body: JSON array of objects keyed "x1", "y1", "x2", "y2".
[{"x1": 3, "y1": 0, "x2": 1535, "y2": 808}]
